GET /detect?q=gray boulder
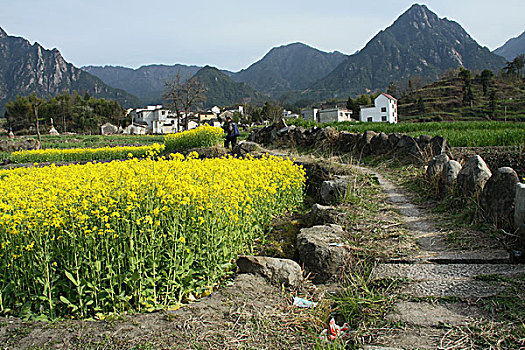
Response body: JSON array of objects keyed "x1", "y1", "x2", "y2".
[
  {"x1": 370, "y1": 132, "x2": 392, "y2": 155},
  {"x1": 296, "y1": 224, "x2": 351, "y2": 283},
  {"x1": 426, "y1": 153, "x2": 449, "y2": 180},
  {"x1": 396, "y1": 135, "x2": 420, "y2": 157},
  {"x1": 237, "y1": 255, "x2": 303, "y2": 287},
  {"x1": 320, "y1": 176, "x2": 349, "y2": 205},
  {"x1": 430, "y1": 135, "x2": 447, "y2": 157},
  {"x1": 308, "y1": 203, "x2": 341, "y2": 226},
  {"x1": 441, "y1": 159, "x2": 462, "y2": 189},
  {"x1": 480, "y1": 167, "x2": 519, "y2": 228},
  {"x1": 338, "y1": 132, "x2": 360, "y2": 152},
  {"x1": 233, "y1": 141, "x2": 263, "y2": 157},
  {"x1": 388, "y1": 133, "x2": 402, "y2": 147},
  {"x1": 359, "y1": 130, "x2": 377, "y2": 154},
  {"x1": 515, "y1": 183, "x2": 525, "y2": 243},
  {"x1": 457, "y1": 155, "x2": 492, "y2": 196}
]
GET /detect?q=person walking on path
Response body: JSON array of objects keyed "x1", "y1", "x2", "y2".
[{"x1": 223, "y1": 116, "x2": 240, "y2": 149}]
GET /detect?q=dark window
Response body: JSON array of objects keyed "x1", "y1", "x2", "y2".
[
  {"x1": 381, "y1": 116, "x2": 387, "y2": 122},
  {"x1": 367, "y1": 117, "x2": 373, "y2": 122},
  {"x1": 381, "y1": 107, "x2": 387, "y2": 112}
]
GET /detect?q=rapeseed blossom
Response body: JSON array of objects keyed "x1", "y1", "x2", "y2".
[
  {"x1": 10, "y1": 143, "x2": 165, "y2": 163},
  {"x1": 0, "y1": 153, "x2": 305, "y2": 318}
]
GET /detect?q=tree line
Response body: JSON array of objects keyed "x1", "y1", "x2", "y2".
[{"x1": 6, "y1": 92, "x2": 126, "y2": 135}]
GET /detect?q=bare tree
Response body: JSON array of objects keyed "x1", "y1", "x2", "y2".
[
  {"x1": 163, "y1": 72, "x2": 207, "y2": 132},
  {"x1": 28, "y1": 94, "x2": 43, "y2": 145}
]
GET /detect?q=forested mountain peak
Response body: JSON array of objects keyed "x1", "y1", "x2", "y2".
[
  {"x1": 494, "y1": 31, "x2": 525, "y2": 61},
  {"x1": 307, "y1": 4, "x2": 506, "y2": 100},
  {"x1": 0, "y1": 28, "x2": 140, "y2": 114},
  {"x1": 232, "y1": 42, "x2": 347, "y2": 97}
]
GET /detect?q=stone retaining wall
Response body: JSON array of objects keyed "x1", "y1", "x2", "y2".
[
  {"x1": 250, "y1": 123, "x2": 525, "y2": 248},
  {"x1": 249, "y1": 124, "x2": 448, "y2": 160}
]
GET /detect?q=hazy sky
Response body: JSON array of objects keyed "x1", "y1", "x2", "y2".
[{"x1": 1, "y1": 0, "x2": 523, "y2": 72}]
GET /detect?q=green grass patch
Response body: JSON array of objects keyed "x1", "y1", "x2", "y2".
[{"x1": 287, "y1": 119, "x2": 525, "y2": 147}]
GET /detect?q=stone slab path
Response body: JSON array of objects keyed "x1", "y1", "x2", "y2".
[{"x1": 355, "y1": 166, "x2": 525, "y2": 350}]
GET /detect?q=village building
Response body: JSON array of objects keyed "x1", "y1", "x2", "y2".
[
  {"x1": 301, "y1": 108, "x2": 319, "y2": 122},
  {"x1": 129, "y1": 105, "x2": 178, "y2": 134},
  {"x1": 282, "y1": 110, "x2": 300, "y2": 119},
  {"x1": 301, "y1": 108, "x2": 352, "y2": 123},
  {"x1": 359, "y1": 93, "x2": 398, "y2": 124}
]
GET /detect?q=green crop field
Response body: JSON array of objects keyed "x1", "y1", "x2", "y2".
[{"x1": 287, "y1": 119, "x2": 525, "y2": 147}]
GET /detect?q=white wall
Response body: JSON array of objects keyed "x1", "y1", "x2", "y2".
[
  {"x1": 359, "y1": 94, "x2": 397, "y2": 123},
  {"x1": 301, "y1": 109, "x2": 318, "y2": 122},
  {"x1": 318, "y1": 109, "x2": 352, "y2": 123}
]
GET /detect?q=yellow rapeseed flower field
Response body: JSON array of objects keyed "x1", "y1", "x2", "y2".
[
  {"x1": 164, "y1": 124, "x2": 224, "y2": 151},
  {"x1": 0, "y1": 153, "x2": 305, "y2": 319},
  {"x1": 9, "y1": 143, "x2": 165, "y2": 163}
]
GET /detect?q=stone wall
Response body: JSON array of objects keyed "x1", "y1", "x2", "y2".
[
  {"x1": 426, "y1": 152, "x2": 525, "y2": 247},
  {"x1": 250, "y1": 123, "x2": 525, "y2": 248},
  {"x1": 249, "y1": 124, "x2": 446, "y2": 161}
]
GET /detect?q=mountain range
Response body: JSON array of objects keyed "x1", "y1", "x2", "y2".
[
  {"x1": 231, "y1": 42, "x2": 347, "y2": 97},
  {"x1": 82, "y1": 64, "x2": 202, "y2": 105},
  {"x1": 0, "y1": 27, "x2": 140, "y2": 115},
  {"x1": 84, "y1": 4, "x2": 510, "y2": 104},
  {"x1": 306, "y1": 4, "x2": 506, "y2": 99},
  {"x1": 189, "y1": 66, "x2": 263, "y2": 108},
  {"x1": 494, "y1": 31, "x2": 525, "y2": 61},
  {"x1": 1, "y1": 3, "x2": 521, "y2": 115}
]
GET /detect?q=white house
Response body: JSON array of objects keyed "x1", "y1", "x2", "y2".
[
  {"x1": 130, "y1": 105, "x2": 178, "y2": 134},
  {"x1": 301, "y1": 108, "x2": 352, "y2": 123},
  {"x1": 301, "y1": 108, "x2": 319, "y2": 122},
  {"x1": 282, "y1": 110, "x2": 299, "y2": 119},
  {"x1": 318, "y1": 108, "x2": 352, "y2": 123},
  {"x1": 359, "y1": 93, "x2": 398, "y2": 124}
]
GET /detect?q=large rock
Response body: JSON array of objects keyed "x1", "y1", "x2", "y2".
[
  {"x1": 426, "y1": 153, "x2": 449, "y2": 180},
  {"x1": 358, "y1": 130, "x2": 377, "y2": 154},
  {"x1": 370, "y1": 132, "x2": 392, "y2": 155},
  {"x1": 388, "y1": 133, "x2": 402, "y2": 147},
  {"x1": 320, "y1": 176, "x2": 349, "y2": 205},
  {"x1": 338, "y1": 132, "x2": 360, "y2": 152},
  {"x1": 429, "y1": 135, "x2": 447, "y2": 157},
  {"x1": 395, "y1": 135, "x2": 420, "y2": 157},
  {"x1": 313, "y1": 126, "x2": 339, "y2": 144},
  {"x1": 457, "y1": 155, "x2": 492, "y2": 196},
  {"x1": 233, "y1": 141, "x2": 263, "y2": 157},
  {"x1": 290, "y1": 126, "x2": 308, "y2": 146},
  {"x1": 236, "y1": 255, "x2": 303, "y2": 287},
  {"x1": 249, "y1": 125, "x2": 276, "y2": 145},
  {"x1": 296, "y1": 224, "x2": 351, "y2": 283},
  {"x1": 515, "y1": 183, "x2": 525, "y2": 244},
  {"x1": 480, "y1": 167, "x2": 519, "y2": 228},
  {"x1": 440, "y1": 159, "x2": 462, "y2": 192},
  {"x1": 308, "y1": 203, "x2": 341, "y2": 226}
]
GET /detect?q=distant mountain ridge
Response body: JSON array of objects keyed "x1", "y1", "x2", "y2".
[
  {"x1": 307, "y1": 4, "x2": 507, "y2": 99},
  {"x1": 0, "y1": 27, "x2": 140, "y2": 115},
  {"x1": 232, "y1": 42, "x2": 347, "y2": 97},
  {"x1": 494, "y1": 31, "x2": 525, "y2": 61},
  {"x1": 190, "y1": 66, "x2": 263, "y2": 108},
  {"x1": 82, "y1": 64, "x2": 203, "y2": 105}
]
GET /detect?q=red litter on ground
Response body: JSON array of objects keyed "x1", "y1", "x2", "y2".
[{"x1": 319, "y1": 318, "x2": 350, "y2": 341}]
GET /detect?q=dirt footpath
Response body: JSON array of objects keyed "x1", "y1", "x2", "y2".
[{"x1": 1, "y1": 274, "x2": 317, "y2": 350}]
